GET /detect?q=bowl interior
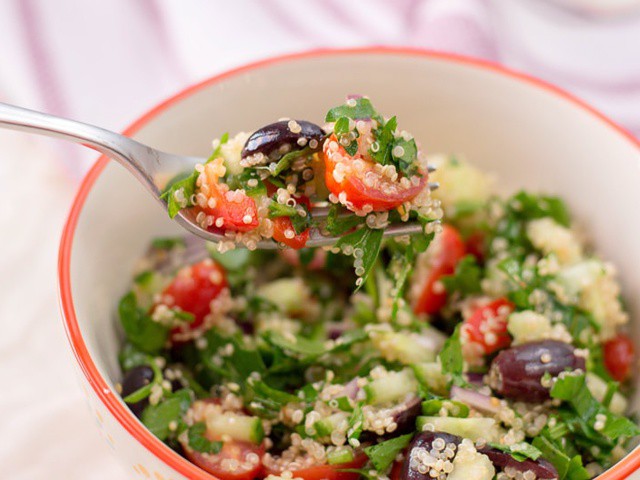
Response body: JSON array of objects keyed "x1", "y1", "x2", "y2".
[{"x1": 66, "y1": 50, "x2": 640, "y2": 473}]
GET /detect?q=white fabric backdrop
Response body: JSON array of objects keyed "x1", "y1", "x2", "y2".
[{"x1": 1, "y1": 1, "x2": 640, "y2": 478}]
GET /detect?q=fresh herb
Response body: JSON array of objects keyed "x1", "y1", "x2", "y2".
[
  {"x1": 347, "y1": 403, "x2": 364, "y2": 445},
  {"x1": 187, "y1": 422, "x2": 223, "y2": 454},
  {"x1": 334, "y1": 117, "x2": 351, "y2": 135},
  {"x1": 118, "y1": 291, "x2": 169, "y2": 354},
  {"x1": 141, "y1": 389, "x2": 192, "y2": 440},
  {"x1": 441, "y1": 255, "x2": 482, "y2": 296},
  {"x1": 488, "y1": 442, "x2": 542, "y2": 462},
  {"x1": 273, "y1": 146, "x2": 315, "y2": 176},
  {"x1": 245, "y1": 379, "x2": 300, "y2": 417},
  {"x1": 325, "y1": 204, "x2": 365, "y2": 236},
  {"x1": 325, "y1": 97, "x2": 382, "y2": 123},
  {"x1": 151, "y1": 237, "x2": 186, "y2": 250},
  {"x1": 551, "y1": 373, "x2": 639, "y2": 440},
  {"x1": 335, "y1": 227, "x2": 384, "y2": 290},
  {"x1": 369, "y1": 116, "x2": 397, "y2": 166},
  {"x1": 532, "y1": 434, "x2": 590, "y2": 480},
  {"x1": 231, "y1": 168, "x2": 267, "y2": 197},
  {"x1": 438, "y1": 324, "x2": 466, "y2": 387},
  {"x1": 364, "y1": 433, "x2": 413, "y2": 472},
  {"x1": 422, "y1": 399, "x2": 469, "y2": 418},
  {"x1": 268, "y1": 200, "x2": 312, "y2": 234}
]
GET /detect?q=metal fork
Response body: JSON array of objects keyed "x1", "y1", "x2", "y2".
[{"x1": 0, "y1": 102, "x2": 436, "y2": 248}]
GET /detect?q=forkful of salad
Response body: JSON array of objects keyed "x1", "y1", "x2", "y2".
[{"x1": 0, "y1": 96, "x2": 441, "y2": 251}]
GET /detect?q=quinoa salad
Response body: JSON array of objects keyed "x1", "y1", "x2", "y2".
[{"x1": 118, "y1": 100, "x2": 638, "y2": 480}]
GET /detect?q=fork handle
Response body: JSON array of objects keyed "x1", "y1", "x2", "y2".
[{"x1": 0, "y1": 102, "x2": 155, "y2": 186}]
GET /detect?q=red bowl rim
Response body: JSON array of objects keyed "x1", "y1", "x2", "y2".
[{"x1": 58, "y1": 46, "x2": 640, "y2": 480}]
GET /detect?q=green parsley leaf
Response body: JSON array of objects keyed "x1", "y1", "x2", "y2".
[
  {"x1": 441, "y1": 255, "x2": 482, "y2": 296},
  {"x1": 268, "y1": 201, "x2": 312, "y2": 235},
  {"x1": 551, "y1": 373, "x2": 640, "y2": 440},
  {"x1": 422, "y1": 399, "x2": 469, "y2": 418},
  {"x1": 151, "y1": 237, "x2": 186, "y2": 250},
  {"x1": 347, "y1": 402, "x2": 364, "y2": 444},
  {"x1": 118, "y1": 291, "x2": 169, "y2": 354},
  {"x1": 325, "y1": 204, "x2": 365, "y2": 236},
  {"x1": 438, "y1": 324, "x2": 466, "y2": 387},
  {"x1": 364, "y1": 433, "x2": 413, "y2": 472},
  {"x1": 187, "y1": 422, "x2": 223, "y2": 454},
  {"x1": 325, "y1": 97, "x2": 381, "y2": 123},
  {"x1": 511, "y1": 191, "x2": 571, "y2": 227},
  {"x1": 160, "y1": 171, "x2": 199, "y2": 218},
  {"x1": 488, "y1": 442, "x2": 542, "y2": 462},
  {"x1": 532, "y1": 435, "x2": 590, "y2": 480},
  {"x1": 391, "y1": 137, "x2": 418, "y2": 176},
  {"x1": 369, "y1": 116, "x2": 397, "y2": 166},
  {"x1": 334, "y1": 117, "x2": 351, "y2": 135},
  {"x1": 335, "y1": 227, "x2": 384, "y2": 290},
  {"x1": 273, "y1": 146, "x2": 316, "y2": 176},
  {"x1": 141, "y1": 389, "x2": 193, "y2": 440}
]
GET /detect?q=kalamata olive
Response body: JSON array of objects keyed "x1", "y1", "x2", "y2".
[
  {"x1": 360, "y1": 397, "x2": 422, "y2": 443},
  {"x1": 400, "y1": 431, "x2": 462, "y2": 480},
  {"x1": 477, "y1": 447, "x2": 558, "y2": 480},
  {"x1": 488, "y1": 340, "x2": 585, "y2": 402},
  {"x1": 241, "y1": 120, "x2": 325, "y2": 161},
  {"x1": 121, "y1": 365, "x2": 154, "y2": 417},
  {"x1": 393, "y1": 397, "x2": 422, "y2": 435}
]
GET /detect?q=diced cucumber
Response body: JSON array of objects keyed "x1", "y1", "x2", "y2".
[
  {"x1": 314, "y1": 412, "x2": 349, "y2": 437},
  {"x1": 411, "y1": 362, "x2": 448, "y2": 396},
  {"x1": 416, "y1": 416, "x2": 502, "y2": 442},
  {"x1": 205, "y1": 411, "x2": 264, "y2": 444},
  {"x1": 256, "y1": 278, "x2": 310, "y2": 315},
  {"x1": 370, "y1": 330, "x2": 442, "y2": 365},
  {"x1": 133, "y1": 271, "x2": 166, "y2": 309},
  {"x1": 586, "y1": 372, "x2": 628, "y2": 415},
  {"x1": 327, "y1": 448, "x2": 355, "y2": 465},
  {"x1": 364, "y1": 369, "x2": 417, "y2": 405},
  {"x1": 507, "y1": 310, "x2": 552, "y2": 345}
]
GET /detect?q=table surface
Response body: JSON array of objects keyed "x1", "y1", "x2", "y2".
[{"x1": 1, "y1": 1, "x2": 639, "y2": 478}]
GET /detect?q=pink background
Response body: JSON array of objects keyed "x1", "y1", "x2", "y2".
[{"x1": 1, "y1": 1, "x2": 640, "y2": 478}]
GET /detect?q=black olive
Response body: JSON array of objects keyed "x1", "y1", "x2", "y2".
[
  {"x1": 488, "y1": 340, "x2": 585, "y2": 402},
  {"x1": 241, "y1": 120, "x2": 325, "y2": 161},
  {"x1": 121, "y1": 365, "x2": 154, "y2": 417}
]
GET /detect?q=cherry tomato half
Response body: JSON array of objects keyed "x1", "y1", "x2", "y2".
[
  {"x1": 323, "y1": 134, "x2": 427, "y2": 212},
  {"x1": 604, "y1": 333, "x2": 635, "y2": 382},
  {"x1": 201, "y1": 158, "x2": 259, "y2": 232},
  {"x1": 266, "y1": 452, "x2": 367, "y2": 480},
  {"x1": 155, "y1": 259, "x2": 227, "y2": 341},
  {"x1": 413, "y1": 225, "x2": 466, "y2": 315},
  {"x1": 272, "y1": 196, "x2": 311, "y2": 249},
  {"x1": 461, "y1": 298, "x2": 514, "y2": 357},
  {"x1": 184, "y1": 440, "x2": 264, "y2": 480}
]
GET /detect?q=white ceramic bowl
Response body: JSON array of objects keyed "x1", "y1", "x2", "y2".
[{"x1": 58, "y1": 48, "x2": 640, "y2": 480}]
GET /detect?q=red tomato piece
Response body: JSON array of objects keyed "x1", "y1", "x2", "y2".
[
  {"x1": 461, "y1": 298, "x2": 514, "y2": 356},
  {"x1": 465, "y1": 231, "x2": 485, "y2": 263},
  {"x1": 389, "y1": 459, "x2": 403, "y2": 480},
  {"x1": 266, "y1": 453, "x2": 367, "y2": 480},
  {"x1": 604, "y1": 333, "x2": 635, "y2": 382},
  {"x1": 155, "y1": 259, "x2": 227, "y2": 341},
  {"x1": 271, "y1": 196, "x2": 311, "y2": 250},
  {"x1": 200, "y1": 158, "x2": 259, "y2": 232},
  {"x1": 184, "y1": 440, "x2": 264, "y2": 480},
  {"x1": 323, "y1": 134, "x2": 427, "y2": 212},
  {"x1": 413, "y1": 225, "x2": 466, "y2": 315}
]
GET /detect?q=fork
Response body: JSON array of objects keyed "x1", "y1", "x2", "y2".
[{"x1": 0, "y1": 102, "x2": 437, "y2": 248}]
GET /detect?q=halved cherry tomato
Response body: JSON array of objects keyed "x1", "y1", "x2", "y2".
[
  {"x1": 413, "y1": 225, "x2": 466, "y2": 315},
  {"x1": 266, "y1": 452, "x2": 367, "y2": 480},
  {"x1": 604, "y1": 333, "x2": 635, "y2": 382},
  {"x1": 461, "y1": 298, "x2": 514, "y2": 356},
  {"x1": 323, "y1": 134, "x2": 427, "y2": 211},
  {"x1": 272, "y1": 196, "x2": 311, "y2": 249},
  {"x1": 154, "y1": 259, "x2": 227, "y2": 341},
  {"x1": 184, "y1": 440, "x2": 264, "y2": 480},
  {"x1": 201, "y1": 158, "x2": 259, "y2": 232},
  {"x1": 465, "y1": 231, "x2": 485, "y2": 263}
]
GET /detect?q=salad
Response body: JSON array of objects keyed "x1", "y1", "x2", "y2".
[
  {"x1": 118, "y1": 101, "x2": 638, "y2": 480},
  {"x1": 160, "y1": 96, "x2": 438, "y2": 256}
]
